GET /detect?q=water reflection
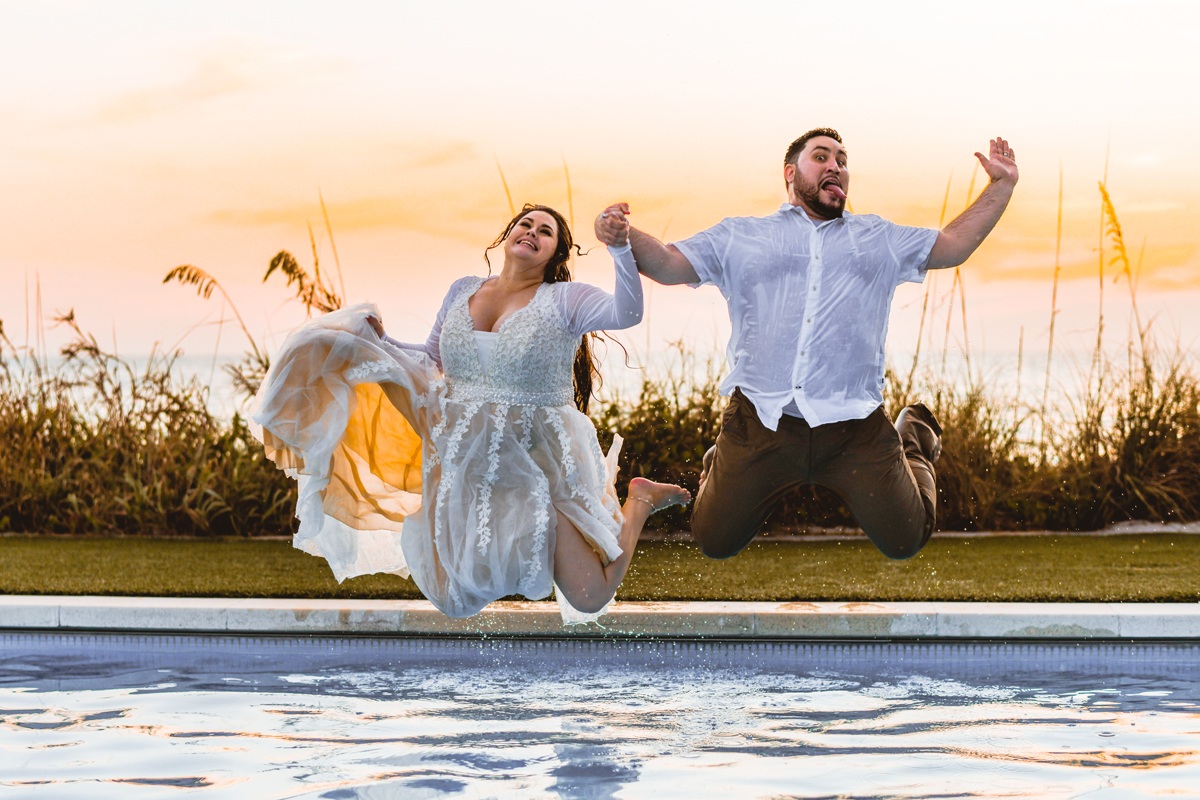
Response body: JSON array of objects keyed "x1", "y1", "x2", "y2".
[{"x1": 1, "y1": 634, "x2": 1198, "y2": 798}]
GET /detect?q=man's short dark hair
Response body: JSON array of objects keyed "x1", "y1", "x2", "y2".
[{"x1": 784, "y1": 127, "x2": 844, "y2": 168}]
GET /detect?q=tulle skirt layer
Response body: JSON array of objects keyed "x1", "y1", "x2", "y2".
[{"x1": 251, "y1": 303, "x2": 624, "y2": 618}]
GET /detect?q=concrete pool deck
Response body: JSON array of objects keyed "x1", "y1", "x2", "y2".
[{"x1": 2, "y1": 596, "x2": 1199, "y2": 639}]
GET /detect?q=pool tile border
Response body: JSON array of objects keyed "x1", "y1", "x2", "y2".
[{"x1": 2, "y1": 596, "x2": 1199, "y2": 639}]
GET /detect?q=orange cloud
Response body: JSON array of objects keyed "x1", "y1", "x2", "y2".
[{"x1": 90, "y1": 35, "x2": 348, "y2": 125}]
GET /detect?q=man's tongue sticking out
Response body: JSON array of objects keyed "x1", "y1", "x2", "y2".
[{"x1": 826, "y1": 183, "x2": 847, "y2": 200}]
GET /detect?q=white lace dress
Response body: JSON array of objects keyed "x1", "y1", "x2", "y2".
[{"x1": 251, "y1": 245, "x2": 643, "y2": 619}]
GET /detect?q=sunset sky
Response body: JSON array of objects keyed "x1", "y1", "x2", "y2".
[{"x1": 2, "y1": 1, "x2": 1198, "y2": 396}]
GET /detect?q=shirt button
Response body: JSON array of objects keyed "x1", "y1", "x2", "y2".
[
  {"x1": 801, "y1": 351, "x2": 806, "y2": 356},
  {"x1": 794, "y1": 385, "x2": 801, "y2": 390},
  {"x1": 806, "y1": 318, "x2": 811, "y2": 323}
]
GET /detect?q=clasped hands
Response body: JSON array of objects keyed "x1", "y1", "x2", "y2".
[{"x1": 594, "y1": 202, "x2": 631, "y2": 247}]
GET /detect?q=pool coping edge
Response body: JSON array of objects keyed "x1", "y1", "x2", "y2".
[{"x1": 2, "y1": 597, "x2": 1200, "y2": 639}]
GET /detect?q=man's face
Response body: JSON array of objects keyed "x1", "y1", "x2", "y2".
[{"x1": 785, "y1": 136, "x2": 849, "y2": 220}]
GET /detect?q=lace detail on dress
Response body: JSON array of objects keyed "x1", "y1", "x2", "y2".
[
  {"x1": 586, "y1": 422, "x2": 610, "y2": 488},
  {"x1": 432, "y1": 399, "x2": 484, "y2": 542},
  {"x1": 520, "y1": 470, "x2": 552, "y2": 595},
  {"x1": 440, "y1": 279, "x2": 580, "y2": 408},
  {"x1": 423, "y1": 392, "x2": 452, "y2": 478},
  {"x1": 419, "y1": 375, "x2": 446, "y2": 412},
  {"x1": 450, "y1": 384, "x2": 573, "y2": 407},
  {"x1": 439, "y1": 278, "x2": 487, "y2": 384},
  {"x1": 519, "y1": 406, "x2": 535, "y2": 451},
  {"x1": 345, "y1": 358, "x2": 394, "y2": 382},
  {"x1": 447, "y1": 577, "x2": 466, "y2": 613},
  {"x1": 475, "y1": 402, "x2": 509, "y2": 555},
  {"x1": 546, "y1": 406, "x2": 606, "y2": 521}
]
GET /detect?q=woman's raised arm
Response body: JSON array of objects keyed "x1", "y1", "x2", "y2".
[{"x1": 557, "y1": 244, "x2": 644, "y2": 336}]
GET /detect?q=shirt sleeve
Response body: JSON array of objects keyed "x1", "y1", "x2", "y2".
[
  {"x1": 380, "y1": 277, "x2": 468, "y2": 369},
  {"x1": 887, "y1": 223, "x2": 941, "y2": 285},
  {"x1": 671, "y1": 218, "x2": 733, "y2": 293},
  {"x1": 556, "y1": 243, "x2": 644, "y2": 336}
]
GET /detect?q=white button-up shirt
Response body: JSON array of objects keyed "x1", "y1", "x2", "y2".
[{"x1": 674, "y1": 204, "x2": 938, "y2": 431}]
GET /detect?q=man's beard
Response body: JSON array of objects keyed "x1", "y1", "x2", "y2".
[{"x1": 797, "y1": 175, "x2": 845, "y2": 219}]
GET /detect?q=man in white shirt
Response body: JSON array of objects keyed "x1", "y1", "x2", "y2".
[{"x1": 594, "y1": 128, "x2": 1018, "y2": 560}]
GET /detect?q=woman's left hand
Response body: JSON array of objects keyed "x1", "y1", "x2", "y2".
[
  {"x1": 366, "y1": 316, "x2": 385, "y2": 337},
  {"x1": 594, "y1": 203, "x2": 631, "y2": 246}
]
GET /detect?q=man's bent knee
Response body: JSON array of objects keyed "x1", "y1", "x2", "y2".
[
  {"x1": 690, "y1": 509, "x2": 760, "y2": 560},
  {"x1": 877, "y1": 535, "x2": 926, "y2": 561},
  {"x1": 697, "y1": 536, "x2": 746, "y2": 560},
  {"x1": 864, "y1": 508, "x2": 932, "y2": 561}
]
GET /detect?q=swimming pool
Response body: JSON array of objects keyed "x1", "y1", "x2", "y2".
[{"x1": 3, "y1": 633, "x2": 1198, "y2": 798}]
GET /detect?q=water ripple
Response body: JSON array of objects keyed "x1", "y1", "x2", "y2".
[{"x1": 2, "y1": 634, "x2": 1199, "y2": 798}]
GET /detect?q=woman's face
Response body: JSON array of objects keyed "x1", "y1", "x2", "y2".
[{"x1": 503, "y1": 210, "x2": 559, "y2": 269}]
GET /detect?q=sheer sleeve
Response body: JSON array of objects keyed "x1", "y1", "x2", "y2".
[
  {"x1": 556, "y1": 243, "x2": 644, "y2": 336},
  {"x1": 379, "y1": 276, "x2": 469, "y2": 370}
]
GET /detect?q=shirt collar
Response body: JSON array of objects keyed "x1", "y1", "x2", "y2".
[{"x1": 779, "y1": 203, "x2": 849, "y2": 229}]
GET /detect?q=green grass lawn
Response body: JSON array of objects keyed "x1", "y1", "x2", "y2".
[{"x1": 2, "y1": 534, "x2": 1197, "y2": 602}]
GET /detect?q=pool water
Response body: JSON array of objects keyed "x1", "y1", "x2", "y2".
[{"x1": 2, "y1": 633, "x2": 1198, "y2": 798}]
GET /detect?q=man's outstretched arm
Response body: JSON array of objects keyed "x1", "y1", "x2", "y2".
[
  {"x1": 595, "y1": 203, "x2": 700, "y2": 286},
  {"x1": 927, "y1": 137, "x2": 1019, "y2": 271}
]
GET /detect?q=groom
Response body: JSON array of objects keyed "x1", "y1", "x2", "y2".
[{"x1": 595, "y1": 128, "x2": 1018, "y2": 560}]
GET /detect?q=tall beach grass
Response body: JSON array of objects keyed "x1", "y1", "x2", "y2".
[
  {"x1": 2, "y1": 174, "x2": 1197, "y2": 536},
  {"x1": 0, "y1": 314, "x2": 293, "y2": 536}
]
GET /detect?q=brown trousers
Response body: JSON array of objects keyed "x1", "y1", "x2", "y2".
[{"x1": 691, "y1": 391, "x2": 937, "y2": 560}]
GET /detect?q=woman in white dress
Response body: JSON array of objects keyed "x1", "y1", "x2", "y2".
[{"x1": 252, "y1": 203, "x2": 689, "y2": 619}]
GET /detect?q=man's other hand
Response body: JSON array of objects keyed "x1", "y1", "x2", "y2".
[{"x1": 975, "y1": 136, "x2": 1019, "y2": 186}]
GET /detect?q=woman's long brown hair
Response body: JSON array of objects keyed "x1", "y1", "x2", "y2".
[{"x1": 484, "y1": 204, "x2": 603, "y2": 413}]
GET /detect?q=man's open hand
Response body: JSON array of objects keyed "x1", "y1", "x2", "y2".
[
  {"x1": 594, "y1": 203, "x2": 631, "y2": 246},
  {"x1": 975, "y1": 137, "x2": 1019, "y2": 186}
]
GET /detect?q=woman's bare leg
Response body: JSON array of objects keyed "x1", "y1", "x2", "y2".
[{"x1": 553, "y1": 477, "x2": 690, "y2": 614}]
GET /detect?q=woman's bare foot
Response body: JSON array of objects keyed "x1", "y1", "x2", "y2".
[{"x1": 627, "y1": 476, "x2": 691, "y2": 513}]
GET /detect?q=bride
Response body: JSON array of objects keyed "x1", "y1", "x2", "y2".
[{"x1": 251, "y1": 203, "x2": 689, "y2": 619}]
